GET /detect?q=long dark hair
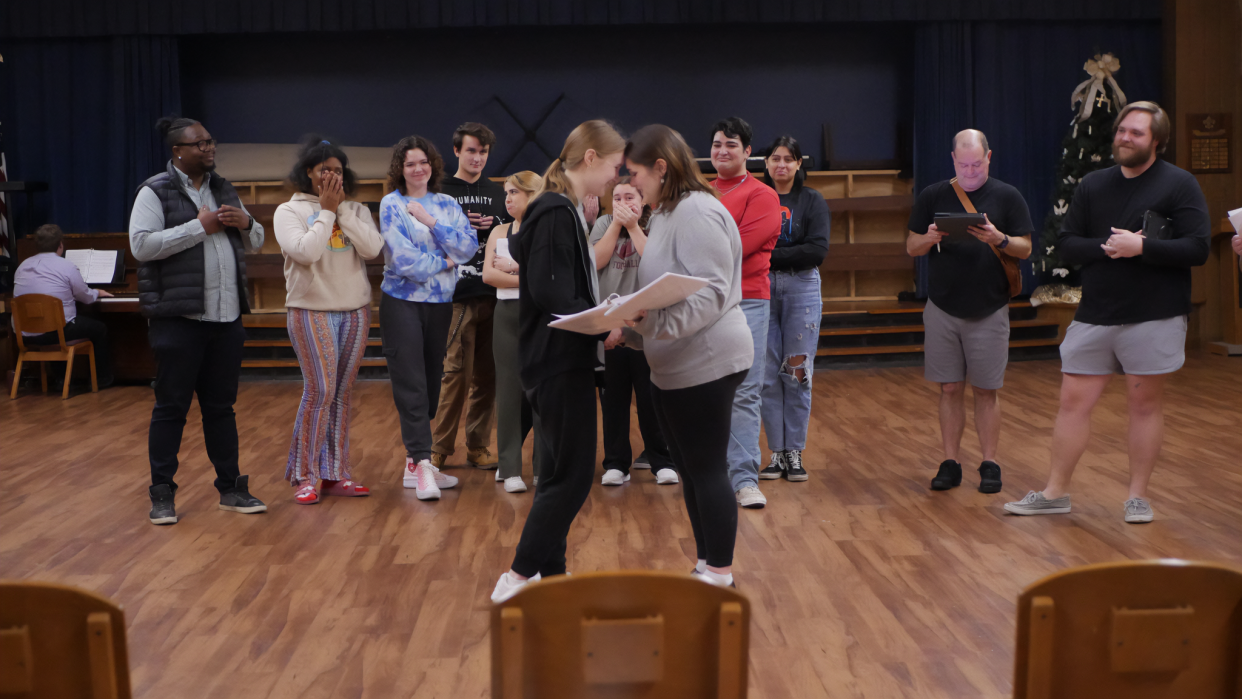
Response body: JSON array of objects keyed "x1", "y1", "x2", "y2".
[
  {"x1": 289, "y1": 135, "x2": 358, "y2": 196},
  {"x1": 762, "y1": 135, "x2": 805, "y2": 193},
  {"x1": 625, "y1": 124, "x2": 716, "y2": 213},
  {"x1": 387, "y1": 135, "x2": 445, "y2": 195}
]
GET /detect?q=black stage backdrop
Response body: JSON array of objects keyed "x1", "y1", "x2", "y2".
[{"x1": 0, "y1": 4, "x2": 1162, "y2": 249}]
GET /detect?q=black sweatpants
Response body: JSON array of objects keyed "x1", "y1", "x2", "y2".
[
  {"x1": 379, "y1": 294, "x2": 452, "y2": 461},
  {"x1": 26, "y1": 314, "x2": 115, "y2": 386},
  {"x1": 511, "y1": 368, "x2": 597, "y2": 577},
  {"x1": 147, "y1": 316, "x2": 246, "y2": 493},
  {"x1": 651, "y1": 370, "x2": 747, "y2": 568},
  {"x1": 600, "y1": 347, "x2": 673, "y2": 475}
]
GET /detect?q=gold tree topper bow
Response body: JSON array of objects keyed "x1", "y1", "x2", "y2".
[{"x1": 1071, "y1": 53, "x2": 1127, "y2": 123}]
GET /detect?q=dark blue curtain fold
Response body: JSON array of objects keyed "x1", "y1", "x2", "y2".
[
  {"x1": 1, "y1": 1, "x2": 1161, "y2": 38},
  {"x1": 0, "y1": 36, "x2": 181, "y2": 233},
  {"x1": 911, "y1": 20, "x2": 1162, "y2": 296}
]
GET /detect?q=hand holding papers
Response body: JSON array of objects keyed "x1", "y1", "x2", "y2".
[{"x1": 548, "y1": 273, "x2": 708, "y2": 335}]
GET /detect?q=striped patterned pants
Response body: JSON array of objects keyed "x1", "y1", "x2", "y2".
[{"x1": 285, "y1": 306, "x2": 370, "y2": 484}]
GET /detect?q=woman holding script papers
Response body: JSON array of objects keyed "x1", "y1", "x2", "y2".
[
  {"x1": 590, "y1": 178, "x2": 679, "y2": 487},
  {"x1": 491, "y1": 120, "x2": 627, "y2": 603},
  {"x1": 623, "y1": 124, "x2": 753, "y2": 589}
]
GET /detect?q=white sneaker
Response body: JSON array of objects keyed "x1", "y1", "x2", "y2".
[
  {"x1": 428, "y1": 461, "x2": 457, "y2": 489},
  {"x1": 533, "y1": 476, "x2": 539, "y2": 487},
  {"x1": 735, "y1": 485, "x2": 766, "y2": 509},
  {"x1": 601, "y1": 469, "x2": 630, "y2": 486},
  {"x1": 491, "y1": 571, "x2": 541, "y2": 603},
  {"x1": 655, "y1": 468, "x2": 679, "y2": 485},
  {"x1": 403, "y1": 459, "x2": 441, "y2": 500},
  {"x1": 495, "y1": 469, "x2": 504, "y2": 482},
  {"x1": 692, "y1": 570, "x2": 735, "y2": 588},
  {"x1": 504, "y1": 476, "x2": 528, "y2": 493}
]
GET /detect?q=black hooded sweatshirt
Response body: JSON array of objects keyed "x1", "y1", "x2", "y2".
[
  {"x1": 440, "y1": 174, "x2": 510, "y2": 302},
  {"x1": 514, "y1": 191, "x2": 605, "y2": 387}
]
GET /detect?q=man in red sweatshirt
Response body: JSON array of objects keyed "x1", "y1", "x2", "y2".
[{"x1": 710, "y1": 117, "x2": 782, "y2": 509}]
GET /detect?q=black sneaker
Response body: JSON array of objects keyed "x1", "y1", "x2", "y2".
[
  {"x1": 759, "y1": 452, "x2": 785, "y2": 480},
  {"x1": 978, "y1": 461, "x2": 1003, "y2": 494},
  {"x1": 783, "y1": 450, "x2": 808, "y2": 482},
  {"x1": 930, "y1": 460, "x2": 962, "y2": 491},
  {"x1": 218, "y1": 475, "x2": 268, "y2": 514},
  {"x1": 149, "y1": 484, "x2": 178, "y2": 525},
  {"x1": 633, "y1": 452, "x2": 651, "y2": 470}
]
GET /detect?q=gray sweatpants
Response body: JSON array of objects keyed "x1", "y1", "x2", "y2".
[{"x1": 379, "y1": 293, "x2": 453, "y2": 461}]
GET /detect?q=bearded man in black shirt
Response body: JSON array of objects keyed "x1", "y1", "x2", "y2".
[
  {"x1": 1005, "y1": 102, "x2": 1209, "y2": 523},
  {"x1": 908, "y1": 130, "x2": 1034, "y2": 495}
]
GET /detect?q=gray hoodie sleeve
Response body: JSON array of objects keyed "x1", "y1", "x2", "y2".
[{"x1": 635, "y1": 202, "x2": 740, "y2": 341}]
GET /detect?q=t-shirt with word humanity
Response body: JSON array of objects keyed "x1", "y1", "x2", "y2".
[
  {"x1": 908, "y1": 176, "x2": 1034, "y2": 319},
  {"x1": 441, "y1": 174, "x2": 510, "y2": 302}
]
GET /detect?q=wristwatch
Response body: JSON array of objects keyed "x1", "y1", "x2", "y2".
[{"x1": 998, "y1": 235, "x2": 1010, "y2": 249}]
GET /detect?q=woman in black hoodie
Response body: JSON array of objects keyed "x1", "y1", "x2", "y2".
[
  {"x1": 759, "y1": 136, "x2": 830, "y2": 483},
  {"x1": 491, "y1": 120, "x2": 626, "y2": 603}
]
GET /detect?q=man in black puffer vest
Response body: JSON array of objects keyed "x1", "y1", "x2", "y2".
[{"x1": 128, "y1": 116, "x2": 267, "y2": 525}]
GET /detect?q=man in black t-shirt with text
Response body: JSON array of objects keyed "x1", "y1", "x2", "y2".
[
  {"x1": 1005, "y1": 102, "x2": 1209, "y2": 524},
  {"x1": 431, "y1": 122, "x2": 511, "y2": 470},
  {"x1": 908, "y1": 129, "x2": 1033, "y2": 495}
]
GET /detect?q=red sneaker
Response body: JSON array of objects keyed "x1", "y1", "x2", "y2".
[
  {"x1": 294, "y1": 482, "x2": 319, "y2": 505},
  {"x1": 321, "y1": 479, "x2": 370, "y2": 497}
]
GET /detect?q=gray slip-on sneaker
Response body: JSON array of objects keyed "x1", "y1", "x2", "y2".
[
  {"x1": 1123, "y1": 497, "x2": 1155, "y2": 523},
  {"x1": 1004, "y1": 490, "x2": 1071, "y2": 516}
]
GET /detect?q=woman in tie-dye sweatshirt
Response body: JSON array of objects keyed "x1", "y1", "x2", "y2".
[{"x1": 378, "y1": 135, "x2": 478, "y2": 501}]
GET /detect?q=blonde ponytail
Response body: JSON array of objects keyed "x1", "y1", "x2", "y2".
[{"x1": 534, "y1": 120, "x2": 625, "y2": 205}]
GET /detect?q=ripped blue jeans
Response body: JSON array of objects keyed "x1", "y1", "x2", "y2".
[{"x1": 761, "y1": 268, "x2": 822, "y2": 452}]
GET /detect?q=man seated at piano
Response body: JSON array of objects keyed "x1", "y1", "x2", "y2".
[{"x1": 13, "y1": 223, "x2": 116, "y2": 387}]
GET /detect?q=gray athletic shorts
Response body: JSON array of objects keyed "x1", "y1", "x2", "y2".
[
  {"x1": 923, "y1": 299, "x2": 1010, "y2": 389},
  {"x1": 1059, "y1": 316, "x2": 1188, "y2": 375}
]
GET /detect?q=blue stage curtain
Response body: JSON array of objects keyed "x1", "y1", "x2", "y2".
[
  {"x1": 0, "y1": 36, "x2": 181, "y2": 233},
  {"x1": 910, "y1": 20, "x2": 1162, "y2": 296},
  {"x1": 1, "y1": 1, "x2": 1161, "y2": 38}
]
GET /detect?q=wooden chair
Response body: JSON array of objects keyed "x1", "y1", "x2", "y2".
[
  {"x1": 491, "y1": 571, "x2": 750, "y2": 699},
  {"x1": 0, "y1": 581, "x2": 132, "y2": 699},
  {"x1": 9, "y1": 293, "x2": 97, "y2": 400},
  {"x1": 1013, "y1": 559, "x2": 1242, "y2": 699}
]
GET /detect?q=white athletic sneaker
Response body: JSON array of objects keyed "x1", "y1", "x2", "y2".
[
  {"x1": 655, "y1": 468, "x2": 679, "y2": 485},
  {"x1": 601, "y1": 469, "x2": 630, "y2": 486},
  {"x1": 692, "y1": 570, "x2": 736, "y2": 588},
  {"x1": 735, "y1": 485, "x2": 766, "y2": 509},
  {"x1": 429, "y1": 462, "x2": 457, "y2": 489},
  {"x1": 402, "y1": 459, "x2": 441, "y2": 500},
  {"x1": 495, "y1": 469, "x2": 504, "y2": 482},
  {"x1": 491, "y1": 571, "x2": 541, "y2": 603},
  {"x1": 504, "y1": 476, "x2": 528, "y2": 493}
]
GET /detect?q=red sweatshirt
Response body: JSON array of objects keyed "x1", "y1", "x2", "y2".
[{"x1": 715, "y1": 174, "x2": 781, "y2": 299}]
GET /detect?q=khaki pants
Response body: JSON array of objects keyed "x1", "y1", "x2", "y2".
[{"x1": 431, "y1": 296, "x2": 497, "y2": 454}]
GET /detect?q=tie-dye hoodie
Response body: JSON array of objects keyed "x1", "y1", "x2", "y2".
[{"x1": 379, "y1": 189, "x2": 478, "y2": 303}]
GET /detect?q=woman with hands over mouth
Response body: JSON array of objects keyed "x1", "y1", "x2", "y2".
[
  {"x1": 591, "y1": 178, "x2": 678, "y2": 488},
  {"x1": 623, "y1": 124, "x2": 753, "y2": 590},
  {"x1": 274, "y1": 137, "x2": 385, "y2": 505}
]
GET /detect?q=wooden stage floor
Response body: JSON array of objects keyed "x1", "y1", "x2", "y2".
[{"x1": 4, "y1": 354, "x2": 1242, "y2": 698}]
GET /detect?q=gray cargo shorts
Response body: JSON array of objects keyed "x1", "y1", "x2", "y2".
[
  {"x1": 923, "y1": 299, "x2": 1010, "y2": 390},
  {"x1": 1059, "y1": 316, "x2": 1187, "y2": 375}
]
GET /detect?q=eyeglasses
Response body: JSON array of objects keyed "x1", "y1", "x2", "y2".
[{"x1": 175, "y1": 139, "x2": 217, "y2": 152}]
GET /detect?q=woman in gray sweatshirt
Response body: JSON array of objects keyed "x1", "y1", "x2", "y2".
[{"x1": 623, "y1": 124, "x2": 753, "y2": 588}]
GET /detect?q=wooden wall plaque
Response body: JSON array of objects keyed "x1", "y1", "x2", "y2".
[{"x1": 1188, "y1": 113, "x2": 1232, "y2": 174}]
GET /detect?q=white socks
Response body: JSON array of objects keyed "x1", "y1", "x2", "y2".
[{"x1": 695, "y1": 559, "x2": 707, "y2": 573}]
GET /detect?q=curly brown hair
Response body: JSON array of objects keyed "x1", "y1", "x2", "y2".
[{"x1": 387, "y1": 135, "x2": 444, "y2": 195}]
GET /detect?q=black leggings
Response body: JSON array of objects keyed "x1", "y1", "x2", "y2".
[
  {"x1": 600, "y1": 347, "x2": 673, "y2": 474},
  {"x1": 511, "y1": 369, "x2": 597, "y2": 577},
  {"x1": 651, "y1": 370, "x2": 747, "y2": 568}
]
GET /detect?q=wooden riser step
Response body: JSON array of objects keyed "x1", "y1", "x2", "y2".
[
  {"x1": 816, "y1": 338, "x2": 1061, "y2": 357},
  {"x1": 820, "y1": 319, "x2": 1056, "y2": 337}
]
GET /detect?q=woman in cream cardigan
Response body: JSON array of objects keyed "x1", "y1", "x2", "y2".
[{"x1": 274, "y1": 137, "x2": 385, "y2": 504}]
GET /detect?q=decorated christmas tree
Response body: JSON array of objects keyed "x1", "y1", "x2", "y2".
[{"x1": 1032, "y1": 53, "x2": 1128, "y2": 283}]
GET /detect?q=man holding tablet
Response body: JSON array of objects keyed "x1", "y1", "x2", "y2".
[{"x1": 906, "y1": 129, "x2": 1033, "y2": 494}]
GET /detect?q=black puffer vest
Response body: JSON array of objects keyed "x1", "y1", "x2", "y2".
[{"x1": 134, "y1": 160, "x2": 251, "y2": 318}]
